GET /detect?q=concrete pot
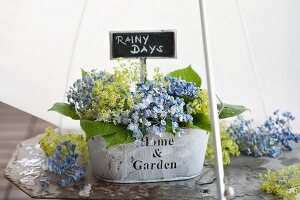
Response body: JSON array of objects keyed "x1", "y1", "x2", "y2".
[{"x1": 87, "y1": 129, "x2": 209, "y2": 183}]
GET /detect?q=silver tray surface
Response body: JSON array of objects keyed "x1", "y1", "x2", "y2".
[{"x1": 4, "y1": 135, "x2": 296, "y2": 199}]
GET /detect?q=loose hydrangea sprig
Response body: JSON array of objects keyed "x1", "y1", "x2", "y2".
[
  {"x1": 260, "y1": 110, "x2": 298, "y2": 151},
  {"x1": 39, "y1": 127, "x2": 89, "y2": 164},
  {"x1": 227, "y1": 110, "x2": 300, "y2": 158},
  {"x1": 41, "y1": 140, "x2": 86, "y2": 188}
]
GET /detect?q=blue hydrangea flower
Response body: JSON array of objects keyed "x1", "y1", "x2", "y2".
[
  {"x1": 118, "y1": 80, "x2": 193, "y2": 144},
  {"x1": 40, "y1": 177, "x2": 50, "y2": 187},
  {"x1": 227, "y1": 110, "x2": 300, "y2": 158},
  {"x1": 66, "y1": 70, "x2": 112, "y2": 118},
  {"x1": 164, "y1": 76, "x2": 200, "y2": 98},
  {"x1": 41, "y1": 140, "x2": 86, "y2": 187}
]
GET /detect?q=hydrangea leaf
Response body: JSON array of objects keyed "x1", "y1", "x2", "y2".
[
  {"x1": 192, "y1": 113, "x2": 211, "y2": 131},
  {"x1": 48, "y1": 103, "x2": 80, "y2": 120},
  {"x1": 101, "y1": 131, "x2": 135, "y2": 148},
  {"x1": 182, "y1": 96, "x2": 194, "y2": 104},
  {"x1": 185, "y1": 123, "x2": 200, "y2": 129},
  {"x1": 80, "y1": 120, "x2": 135, "y2": 148},
  {"x1": 218, "y1": 103, "x2": 248, "y2": 119},
  {"x1": 166, "y1": 65, "x2": 202, "y2": 87},
  {"x1": 165, "y1": 120, "x2": 174, "y2": 135}
]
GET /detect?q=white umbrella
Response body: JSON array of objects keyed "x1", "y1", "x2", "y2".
[
  {"x1": 1, "y1": 0, "x2": 300, "y2": 198},
  {"x1": 1, "y1": 0, "x2": 299, "y2": 130}
]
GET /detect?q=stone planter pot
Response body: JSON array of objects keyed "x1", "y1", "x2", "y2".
[{"x1": 87, "y1": 129, "x2": 209, "y2": 183}]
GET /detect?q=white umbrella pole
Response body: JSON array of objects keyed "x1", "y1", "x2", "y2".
[{"x1": 198, "y1": 0, "x2": 228, "y2": 199}]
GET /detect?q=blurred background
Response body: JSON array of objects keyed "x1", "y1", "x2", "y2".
[{"x1": 1, "y1": 0, "x2": 300, "y2": 199}]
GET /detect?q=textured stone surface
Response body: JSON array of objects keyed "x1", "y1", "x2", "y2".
[
  {"x1": 4, "y1": 135, "x2": 300, "y2": 199},
  {"x1": 88, "y1": 129, "x2": 209, "y2": 183}
]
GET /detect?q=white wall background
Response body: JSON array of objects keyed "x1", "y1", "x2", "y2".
[{"x1": 0, "y1": 0, "x2": 299, "y2": 132}]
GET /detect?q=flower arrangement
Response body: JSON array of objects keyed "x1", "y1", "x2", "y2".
[{"x1": 49, "y1": 60, "x2": 247, "y2": 147}]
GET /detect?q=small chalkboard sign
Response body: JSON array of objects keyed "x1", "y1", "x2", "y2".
[{"x1": 110, "y1": 30, "x2": 176, "y2": 59}]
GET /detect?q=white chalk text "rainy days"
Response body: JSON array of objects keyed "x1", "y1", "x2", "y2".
[{"x1": 115, "y1": 35, "x2": 163, "y2": 55}]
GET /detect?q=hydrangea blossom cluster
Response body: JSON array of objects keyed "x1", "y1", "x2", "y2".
[
  {"x1": 261, "y1": 110, "x2": 298, "y2": 151},
  {"x1": 120, "y1": 80, "x2": 193, "y2": 145},
  {"x1": 227, "y1": 110, "x2": 300, "y2": 158},
  {"x1": 67, "y1": 61, "x2": 139, "y2": 121},
  {"x1": 164, "y1": 76, "x2": 200, "y2": 98},
  {"x1": 40, "y1": 140, "x2": 86, "y2": 187},
  {"x1": 39, "y1": 127, "x2": 89, "y2": 164},
  {"x1": 66, "y1": 70, "x2": 111, "y2": 119}
]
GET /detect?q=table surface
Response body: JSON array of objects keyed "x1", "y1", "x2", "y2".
[
  {"x1": 5, "y1": 135, "x2": 300, "y2": 199},
  {"x1": 0, "y1": 101, "x2": 54, "y2": 200}
]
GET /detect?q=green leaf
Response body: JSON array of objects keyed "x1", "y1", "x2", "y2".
[
  {"x1": 81, "y1": 68, "x2": 87, "y2": 78},
  {"x1": 165, "y1": 120, "x2": 174, "y2": 135},
  {"x1": 102, "y1": 131, "x2": 135, "y2": 148},
  {"x1": 192, "y1": 113, "x2": 211, "y2": 131},
  {"x1": 190, "y1": 103, "x2": 247, "y2": 130},
  {"x1": 166, "y1": 65, "x2": 202, "y2": 87},
  {"x1": 80, "y1": 120, "x2": 135, "y2": 148},
  {"x1": 218, "y1": 103, "x2": 248, "y2": 119},
  {"x1": 182, "y1": 96, "x2": 195, "y2": 104},
  {"x1": 184, "y1": 122, "x2": 201, "y2": 129},
  {"x1": 48, "y1": 103, "x2": 80, "y2": 120}
]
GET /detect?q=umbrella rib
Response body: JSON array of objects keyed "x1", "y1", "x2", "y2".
[
  {"x1": 235, "y1": 0, "x2": 268, "y2": 118},
  {"x1": 59, "y1": 0, "x2": 89, "y2": 129}
]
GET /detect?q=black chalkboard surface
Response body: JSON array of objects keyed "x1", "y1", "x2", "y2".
[{"x1": 110, "y1": 31, "x2": 176, "y2": 59}]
